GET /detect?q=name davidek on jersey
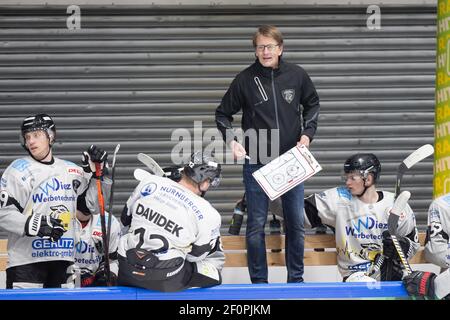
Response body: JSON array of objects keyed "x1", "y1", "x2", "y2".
[{"x1": 135, "y1": 203, "x2": 183, "y2": 237}]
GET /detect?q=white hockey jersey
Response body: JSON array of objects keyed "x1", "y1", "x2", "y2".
[
  {"x1": 118, "y1": 174, "x2": 224, "y2": 271},
  {"x1": 306, "y1": 187, "x2": 420, "y2": 278},
  {"x1": 0, "y1": 156, "x2": 99, "y2": 268},
  {"x1": 74, "y1": 213, "x2": 121, "y2": 278},
  {"x1": 424, "y1": 193, "x2": 450, "y2": 270}
]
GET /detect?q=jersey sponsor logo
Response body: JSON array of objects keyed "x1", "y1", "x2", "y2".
[
  {"x1": 345, "y1": 216, "x2": 387, "y2": 239},
  {"x1": 32, "y1": 250, "x2": 73, "y2": 259},
  {"x1": 160, "y1": 185, "x2": 204, "y2": 219},
  {"x1": 75, "y1": 255, "x2": 102, "y2": 266},
  {"x1": 348, "y1": 262, "x2": 371, "y2": 271},
  {"x1": 11, "y1": 159, "x2": 30, "y2": 172},
  {"x1": 92, "y1": 230, "x2": 102, "y2": 238},
  {"x1": 38, "y1": 177, "x2": 72, "y2": 196},
  {"x1": 429, "y1": 207, "x2": 440, "y2": 220},
  {"x1": 135, "y1": 203, "x2": 184, "y2": 237},
  {"x1": 72, "y1": 179, "x2": 81, "y2": 193},
  {"x1": 32, "y1": 237, "x2": 74, "y2": 250},
  {"x1": 141, "y1": 182, "x2": 157, "y2": 197},
  {"x1": 32, "y1": 177, "x2": 74, "y2": 203},
  {"x1": 32, "y1": 193, "x2": 76, "y2": 203},
  {"x1": 75, "y1": 240, "x2": 95, "y2": 254},
  {"x1": 337, "y1": 187, "x2": 352, "y2": 200},
  {"x1": 49, "y1": 204, "x2": 71, "y2": 231},
  {"x1": 281, "y1": 89, "x2": 295, "y2": 104},
  {"x1": 67, "y1": 167, "x2": 83, "y2": 176}
]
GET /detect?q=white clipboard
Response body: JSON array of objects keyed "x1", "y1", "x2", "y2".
[{"x1": 252, "y1": 145, "x2": 322, "y2": 200}]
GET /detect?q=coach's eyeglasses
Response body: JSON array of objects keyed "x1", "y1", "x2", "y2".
[{"x1": 255, "y1": 44, "x2": 280, "y2": 52}]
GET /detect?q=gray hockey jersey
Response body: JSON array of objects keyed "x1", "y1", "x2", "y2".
[
  {"x1": 424, "y1": 193, "x2": 450, "y2": 270},
  {"x1": 305, "y1": 187, "x2": 420, "y2": 278},
  {"x1": 0, "y1": 156, "x2": 100, "y2": 268},
  {"x1": 73, "y1": 213, "x2": 121, "y2": 278},
  {"x1": 119, "y1": 174, "x2": 224, "y2": 274}
]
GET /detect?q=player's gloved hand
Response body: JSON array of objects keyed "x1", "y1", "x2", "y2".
[
  {"x1": 382, "y1": 230, "x2": 411, "y2": 260},
  {"x1": 81, "y1": 145, "x2": 108, "y2": 177},
  {"x1": 92, "y1": 228, "x2": 104, "y2": 254},
  {"x1": 81, "y1": 271, "x2": 96, "y2": 287},
  {"x1": 94, "y1": 262, "x2": 117, "y2": 286},
  {"x1": 380, "y1": 255, "x2": 404, "y2": 281},
  {"x1": 24, "y1": 212, "x2": 65, "y2": 242},
  {"x1": 403, "y1": 271, "x2": 437, "y2": 299}
]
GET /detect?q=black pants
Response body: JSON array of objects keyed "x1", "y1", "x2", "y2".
[
  {"x1": 6, "y1": 261, "x2": 72, "y2": 289},
  {"x1": 118, "y1": 255, "x2": 194, "y2": 292}
]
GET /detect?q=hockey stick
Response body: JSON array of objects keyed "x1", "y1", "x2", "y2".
[
  {"x1": 394, "y1": 144, "x2": 434, "y2": 198},
  {"x1": 105, "y1": 144, "x2": 120, "y2": 285},
  {"x1": 134, "y1": 168, "x2": 153, "y2": 181},
  {"x1": 95, "y1": 162, "x2": 112, "y2": 286},
  {"x1": 137, "y1": 153, "x2": 165, "y2": 177},
  {"x1": 388, "y1": 144, "x2": 434, "y2": 276},
  {"x1": 388, "y1": 191, "x2": 413, "y2": 275}
]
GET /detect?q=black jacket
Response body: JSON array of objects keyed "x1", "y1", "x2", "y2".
[{"x1": 215, "y1": 58, "x2": 320, "y2": 163}]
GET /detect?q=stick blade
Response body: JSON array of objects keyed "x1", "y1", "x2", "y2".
[
  {"x1": 134, "y1": 168, "x2": 153, "y2": 181},
  {"x1": 111, "y1": 144, "x2": 121, "y2": 168},
  {"x1": 137, "y1": 153, "x2": 165, "y2": 177},
  {"x1": 403, "y1": 144, "x2": 434, "y2": 169}
]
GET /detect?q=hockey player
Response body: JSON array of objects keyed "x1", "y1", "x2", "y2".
[
  {"x1": 67, "y1": 210, "x2": 121, "y2": 287},
  {"x1": 118, "y1": 152, "x2": 225, "y2": 292},
  {"x1": 0, "y1": 113, "x2": 109, "y2": 288},
  {"x1": 402, "y1": 193, "x2": 450, "y2": 299},
  {"x1": 303, "y1": 153, "x2": 420, "y2": 281}
]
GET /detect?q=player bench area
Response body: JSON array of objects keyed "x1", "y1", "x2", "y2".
[
  {"x1": 0, "y1": 233, "x2": 427, "y2": 271},
  {"x1": 0, "y1": 234, "x2": 429, "y2": 299},
  {"x1": 221, "y1": 232, "x2": 428, "y2": 267},
  {"x1": 0, "y1": 233, "x2": 428, "y2": 272}
]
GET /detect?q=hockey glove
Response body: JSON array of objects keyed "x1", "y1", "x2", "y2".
[
  {"x1": 25, "y1": 212, "x2": 65, "y2": 242},
  {"x1": 81, "y1": 145, "x2": 108, "y2": 177},
  {"x1": 380, "y1": 255, "x2": 404, "y2": 281},
  {"x1": 382, "y1": 230, "x2": 411, "y2": 261},
  {"x1": 403, "y1": 271, "x2": 437, "y2": 299},
  {"x1": 94, "y1": 262, "x2": 117, "y2": 286}
]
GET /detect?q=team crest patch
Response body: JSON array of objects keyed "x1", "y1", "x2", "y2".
[
  {"x1": 141, "y1": 182, "x2": 157, "y2": 197},
  {"x1": 282, "y1": 89, "x2": 295, "y2": 104}
]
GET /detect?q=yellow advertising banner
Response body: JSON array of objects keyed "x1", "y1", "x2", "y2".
[{"x1": 435, "y1": 1, "x2": 450, "y2": 197}]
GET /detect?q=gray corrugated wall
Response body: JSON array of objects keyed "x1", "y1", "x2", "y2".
[{"x1": 0, "y1": 5, "x2": 436, "y2": 234}]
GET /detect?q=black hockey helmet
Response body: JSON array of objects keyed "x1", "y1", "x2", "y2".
[
  {"x1": 20, "y1": 113, "x2": 56, "y2": 149},
  {"x1": 183, "y1": 151, "x2": 222, "y2": 187},
  {"x1": 344, "y1": 153, "x2": 381, "y2": 182}
]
